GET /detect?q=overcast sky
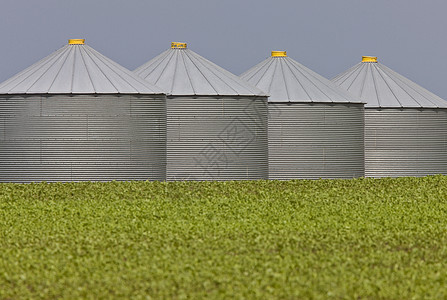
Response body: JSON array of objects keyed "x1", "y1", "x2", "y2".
[{"x1": 1, "y1": 0, "x2": 447, "y2": 98}]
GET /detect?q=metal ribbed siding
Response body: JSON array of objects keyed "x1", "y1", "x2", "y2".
[
  {"x1": 269, "y1": 103, "x2": 365, "y2": 179},
  {"x1": 167, "y1": 96, "x2": 268, "y2": 181},
  {"x1": 0, "y1": 94, "x2": 166, "y2": 182},
  {"x1": 365, "y1": 109, "x2": 447, "y2": 177}
]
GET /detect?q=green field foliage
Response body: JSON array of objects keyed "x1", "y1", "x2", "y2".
[{"x1": 1, "y1": 176, "x2": 447, "y2": 299}]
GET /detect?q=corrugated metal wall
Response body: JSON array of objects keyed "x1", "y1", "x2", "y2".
[
  {"x1": 365, "y1": 109, "x2": 447, "y2": 177},
  {"x1": 0, "y1": 94, "x2": 166, "y2": 182},
  {"x1": 268, "y1": 103, "x2": 365, "y2": 179},
  {"x1": 166, "y1": 96, "x2": 268, "y2": 181}
]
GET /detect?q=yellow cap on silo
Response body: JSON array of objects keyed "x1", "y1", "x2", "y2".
[
  {"x1": 272, "y1": 51, "x2": 287, "y2": 57},
  {"x1": 171, "y1": 42, "x2": 187, "y2": 49},
  {"x1": 68, "y1": 39, "x2": 85, "y2": 45},
  {"x1": 362, "y1": 56, "x2": 377, "y2": 62}
]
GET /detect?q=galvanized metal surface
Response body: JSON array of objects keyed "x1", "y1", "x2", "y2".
[
  {"x1": 166, "y1": 96, "x2": 268, "y2": 181},
  {"x1": 0, "y1": 43, "x2": 164, "y2": 94},
  {"x1": 365, "y1": 109, "x2": 447, "y2": 177},
  {"x1": 0, "y1": 94, "x2": 166, "y2": 182},
  {"x1": 332, "y1": 61, "x2": 447, "y2": 108},
  {"x1": 134, "y1": 47, "x2": 266, "y2": 96},
  {"x1": 241, "y1": 54, "x2": 362, "y2": 104},
  {"x1": 269, "y1": 103, "x2": 365, "y2": 179}
]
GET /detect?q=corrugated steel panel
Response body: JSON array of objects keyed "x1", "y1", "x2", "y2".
[
  {"x1": 0, "y1": 42, "x2": 164, "y2": 95},
  {"x1": 365, "y1": 109, "x2": 447, "y2": 177},
  {"x1": 0, "y1": 94, "x2": 166, "y2": 182},
  {"x1": 134, "y1": 46, "x2": 266, "y2": 97},
  {"x1": 166, "y1": 96, "x2": 268, "y2": 181},
  {"x1": 241, "y1": 54, "x2": 362, "y2": 104},
  {"x1": 269, "y1": 103, "x2": 365, "y2": 179},
  {"x1": 332, "y1": 60, "x2": 447, "y2": 108}
]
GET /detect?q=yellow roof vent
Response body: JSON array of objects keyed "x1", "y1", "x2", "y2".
[
  {"x1": 362, "y1": 56, "x2": 377, "y2": 63},
  {"x1": 272, "y1": 51, "x2": 287, "y2": 57},
  {"x1": 68, "y1": 39, "x2": 85, "y2": 45},
  {"x1": 171, "y1": 42, "x2": 187, "y2": 49}
]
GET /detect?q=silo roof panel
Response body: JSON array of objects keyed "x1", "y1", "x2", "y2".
[
  {"x1": 0, "y1": 41, "x2": 165, "y2": 95},
  {"x1": 134, "y1": 46, "x2": 266, "y2": 97},
  {"x1": 332, "y1": 60, "x2": 447, "y2": 108},
  {"x1": 241, "y1": 55, "x2": 361, "y2": 104}
]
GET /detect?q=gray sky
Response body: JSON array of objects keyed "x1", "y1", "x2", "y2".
[{"x1": 1, "y1": 0, "x2": 447, "y2": 98}]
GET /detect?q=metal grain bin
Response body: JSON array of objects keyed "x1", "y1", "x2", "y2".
[
  {"x1": 134, "y1": 42, "x2": 268, "y2": 181},
  {"x1": 241, "y1": 51, "x2": 365, "y2": 180},
  {"x1": 332, "y1": 56, "x2": 447, "y2": 177},
  {"x1": 0, "y1": 39, "x2": 167, "y2": 182}
]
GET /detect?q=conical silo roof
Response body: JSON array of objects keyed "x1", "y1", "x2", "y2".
[
  {"x1": 240, "y1": 51, "x2": 361, "y2": 103},
  {"x1": 332, "y1": 56, "x2": 447, "y2": 108},
  {"x1": 134, "y1": 42, "x2": 266, "y2": 96},
  {"x1": 0, "y1": 39, "x2": 164, "y2": 95}
]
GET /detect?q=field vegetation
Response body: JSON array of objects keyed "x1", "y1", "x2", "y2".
[{"x1": 1, "y1": 176, "x2": 447, "y2": 299}]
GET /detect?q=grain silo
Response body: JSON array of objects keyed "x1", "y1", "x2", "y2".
[
  {"x1": 241, "y1": 51, "x2": 365, "y2": 180},
  {"x1": 0, "y1": 39, "x2": 167, "y2": 182},
  {"x1": 332, "y1": 56, "x2": 447, "y2": 177},
  {"x1": 134, "y1": 42, "x2": 268, "y2": 181}
]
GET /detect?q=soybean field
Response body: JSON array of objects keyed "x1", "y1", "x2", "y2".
[{"x1": 1, "y1": 177, "x2": 447, "y2": 299}]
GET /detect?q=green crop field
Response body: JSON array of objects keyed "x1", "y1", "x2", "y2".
[{"x1": 1, "y1": 177, "x2": 447, "y2": 299}]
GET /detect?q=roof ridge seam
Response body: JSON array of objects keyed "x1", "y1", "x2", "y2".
[
  {"x1": 47, "y1": 46, "x2": 73, "y2": 93},
  {"x1": 78, "y1": 45, "x2": 100, "y2": 93},
  {"x1": 186, "y1": 49, "x2": 262, "y2": 95},
  {"x1": 359, "y1": 63, "x2": 369, "y2": 103},
  {"x1": 254, "y1": 59, "x2": 276, "y2": 87},
  {"x1": 190, "y1": 50, "x2": 256, "y2": 88},
  {"x1": 332, "y1": 62, "x2": 361, "y2": 84},
  {"x1": 153, "y1": 50, "x2": 177, "y2": 86},
  {"x1": 183, "y1": 50, "x2": 233, "y2": 95},
  {"x1": 87, "y1": 46, "x2": 156, "y2": 93},
  {"x1": 0, "y1": 47, "x2": 66, "y2": 91},
  {"x1": 287, "y1": 58, "x2": 334, "y2": 102},
  {"x1": 169, "y1": 51, "x2": 180, "y2": 94},
  {"x1": 8, "y1": 47, "x2": 67, "y2": 93},
  {"x1": 26, "y1": 47, "x2": 71, "y2": 93},
  {"x1": 179, "y1": 51, "x2": 197, "y2": 95},
  {"x1": 279, "y1": 59, "x2": 291, "y2": 100},
  {"x1": 71, "y1": 45, "x2": 77, "y2": 92},
  {"x1": 135, "y1": 49, "x2": 171, "y2": 76},
  {"x1": 369, "y1": 63, "x2": 385, "y2": 108},
  {"x1": 373, "y1": 63, "x2": 406, "y2": 108},
  {"x1": 380, "y1": 64, "x2": 443, "y2": 108},
  {"x1": 242, "y1": 58, "x2": 273, "y2": 83},
  {"x1": 344, "y1": 63, "x2": 364, "y2": 91},
  {"x1": 282, "y1": 58, "x2": 313, "y2": 101},
  {"x1": 266, "y1": 59, "x2": 280, "y2": 97}
]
